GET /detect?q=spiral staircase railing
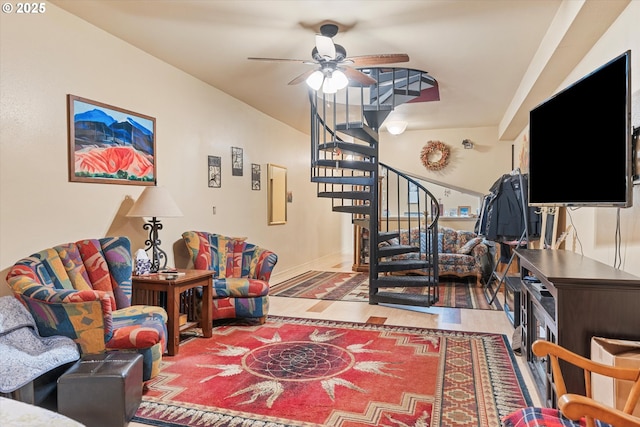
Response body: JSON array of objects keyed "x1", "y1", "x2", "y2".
[{"x1": 308, "y1": 68, "x2": 440, "y2": 307}]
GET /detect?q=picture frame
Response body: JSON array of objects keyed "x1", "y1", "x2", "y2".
[
  {"x1": 232, "y1": 147, "x2": 243, "y2": 176},
  {"x1": 458, "y1": 206, "x2": 471, "y2": 217},
  {"x1": 267, "y1": 163, "x2": 287, "y2": 225},
  {"x1": 67, "y1": 95, "x2": 156, "y2": 185},
  {"x1": 208, "y1": 156, "x2": 221, "y2": 188},
  {"x1": 251, "y1": 163, "x2": 261, "y2": 190}
]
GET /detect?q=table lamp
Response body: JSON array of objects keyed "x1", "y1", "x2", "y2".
[{"x1": 127, "y1": 186, "x2": 183, "y2": 272}]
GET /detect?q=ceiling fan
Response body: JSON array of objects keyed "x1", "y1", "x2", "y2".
[{"x1": 248, "y1": 23, "x2": 410, "y2": 94}]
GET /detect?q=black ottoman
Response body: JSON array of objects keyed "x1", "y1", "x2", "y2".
[{"x1": 57, "y1": 351, "x2": 143, "y2": 427}]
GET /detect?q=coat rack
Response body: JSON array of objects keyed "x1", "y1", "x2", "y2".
[{"x1": 484, "y1": 169, "x2": 530, "y2": 306}]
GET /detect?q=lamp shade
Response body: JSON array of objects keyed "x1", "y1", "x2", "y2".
[{"x1": 127, "y1": 186, "x2": 183, "y2": 218}]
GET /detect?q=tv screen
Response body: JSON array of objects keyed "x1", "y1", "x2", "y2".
[{"x1": 528, "y1": 50, "x2": 632, "y2": 207}]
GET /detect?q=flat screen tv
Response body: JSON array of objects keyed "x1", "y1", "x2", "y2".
[{"x1": 528, "y1": 50, "x2": 632, "y2": 207}]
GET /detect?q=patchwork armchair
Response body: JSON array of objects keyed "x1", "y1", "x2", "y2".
[
  {"x1": 6, "y1": 237, "x2": 167, "y2": 381},
  {"x1": 182, "y1": 231, "x2": 278, "y2": 323},
  {"x1": 503, "y1": 340, "x2": 640, "y2": 427}
]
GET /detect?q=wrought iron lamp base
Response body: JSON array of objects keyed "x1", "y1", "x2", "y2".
[{"x1": 142, "y1": 217, "x2": 167, "y2": 273}]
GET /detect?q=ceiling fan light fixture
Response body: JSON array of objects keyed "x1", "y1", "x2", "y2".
[
  {"x1": 319, "y1": 69, "x2": 348, "y2": 94},
  {"x1": 306, "y1": 70, "x2": 325, "y2": 91},
  {"x1": 386, "y1": 121, "x2": 408, "y2": 135}
]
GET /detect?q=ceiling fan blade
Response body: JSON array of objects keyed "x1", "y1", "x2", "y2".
[
  {"x1": 247, "y1": 57, "x2": 308, "y2": 63},
  {"x1": 341, "y1": 67, "x2": 377, "y2": 86},
  {"x1": 348, "y1": 53, "x2": 410, "y2": 66},
  {"x1": 315, "y1": 35, "x2": 336, "y2": 60},
  {"x1": 288, "y1": 69, "x2": 316, "y2": 85}
]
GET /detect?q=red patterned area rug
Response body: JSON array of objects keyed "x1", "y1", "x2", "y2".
[
  {"x1": 271, "y1": 271, "x2": 502, "y2": 310},
  {"x1": 134, "y1": 316, "x2": 530, "y2": 427}
]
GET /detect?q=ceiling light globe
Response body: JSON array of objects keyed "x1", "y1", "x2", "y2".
[
  {"x1": 322, "y1": 76, "x2": 338, "y2": 94},
  {"x1": 306, "y1": 70, "x2": 324, "y2": 91},
  {"x1": 332, "y1": 69, "x2": 349, "y2": 90},
  {"x1": 386, "y1": 121, "x2": 408, "y2": 135}
]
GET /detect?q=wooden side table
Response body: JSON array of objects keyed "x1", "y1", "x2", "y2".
[{"x1": 131, "y1": 269, "x2": 213, "y2": 356}]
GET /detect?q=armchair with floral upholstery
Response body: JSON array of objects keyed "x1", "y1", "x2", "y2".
[
  {"x1": 392, "y1": 226, "x2": 491, "y2": 284},
  {"x1": 6, "y1": 237, "x2": 167, "y2": 381},
  {"x1": 182, "y1": 231, "x2": 278, "y2": 324}
]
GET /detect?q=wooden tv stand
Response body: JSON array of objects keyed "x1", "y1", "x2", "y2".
[{"x1": 514, "y1": 248, "x2": 640, "y2": 407}]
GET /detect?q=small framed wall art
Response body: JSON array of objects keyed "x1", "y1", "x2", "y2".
[
  {"x1": 232, "y1": 147, "x2": 243, "y2": 176},
  {"x1": 251, "y1": 163, "x2": 261, "y2": 190},
  {"x1": 67, "y1": 94, "x2": 156, "y2": 185},
  {"x1": 208, "y1": 155, "x2": 221, "y2": 188},
  {"x1": 458, "y1": 206, "x2": 471, "y2": 217}
]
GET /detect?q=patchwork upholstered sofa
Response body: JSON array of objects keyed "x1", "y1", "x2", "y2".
[
  {"x1": 182, "y1": 231, "x2": 278, "y2": 323},
  {"x1": 394, "y1": 226, "x2": 491, "y2": 284},
  {"x1": 6, "y1": 237, "x2": 167, "y2": 381}
]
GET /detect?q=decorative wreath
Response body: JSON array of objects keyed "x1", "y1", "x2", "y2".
[{"x1": 420, "y1": 140, "x2": 450, "y2": 171}]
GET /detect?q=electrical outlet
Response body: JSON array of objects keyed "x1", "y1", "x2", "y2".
[{"x1": 212, "y1": 206, "x2": 216, "y2": 215}]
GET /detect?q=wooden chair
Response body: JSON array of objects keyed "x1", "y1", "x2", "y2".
[{"x1": 503, "y1": 340, "x2": 640, "y2": 427}]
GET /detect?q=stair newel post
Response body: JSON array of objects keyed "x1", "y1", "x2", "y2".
[
  {"x1": 395, "y1": 171, "x2": 401, "y2": 232},
  {"x1": 381, "y1": 166, "x2": 389, "y2": 233},
  {"x1": 309, "y1": 90, "x2": 318, "y2": 183},
  {"x1": 368, "y1": 124, "x2": 380, "y2": 304},
  {"x1": 416, "y1": 182, "x2": 422, "y2": 257},
  {"x1": 391, "y1": 68, "x2": 397, "y2": 107},
  {"x1": 428, "y1": 191, "x2": 439, "y2": 289}
]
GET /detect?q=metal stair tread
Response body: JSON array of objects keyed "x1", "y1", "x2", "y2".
[
  {"x1": 378, "y1": 245, "x2": 419, "y2": 257},
  {"x1": 318, "y1": 142, "x2": 375, "y2": 157},
  {"x1": 378, "y1": 231, "x2": 400, "y2": 242},
  {"x1": 369, "y1": 90, "x2": 421, "y2": 106},
  {"x1": 317, "y1": 191, "x2": 372, "y2": 200},
  {"x1": 332, "y1": 205, "x2": 371, "y2": 214},
  {"x1": 314, "y1": 159, "x2": 376, "y2": 171},
  {"x1": 377, "y1": 259, "x2": 431, "y2": 272},
  {"x1": 370, "y1": 292, "x2": 437, "y2": 307},
  {"x1": 311, "y1": 176, "x2": 374, "y2": 186},
  {"x1": 334, "y1": 122, "x2": 378, "y2": 144},
  {"x1": 372, "y1": 275, "x2": 438, "y2": 288}
]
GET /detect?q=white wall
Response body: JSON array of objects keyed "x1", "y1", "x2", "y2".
[
  {"x1": 379, "y1": 126, "x2": 514, "y2": 195},
  {"x1": 378, "y1": 126, "x2": 510, "y2": 227},
  {"x1": 0, "y1": 4, "x2": 348, "y2": 296},
  {"x1": 511, "y1": 0, "x2": 640, "y2": 276}
]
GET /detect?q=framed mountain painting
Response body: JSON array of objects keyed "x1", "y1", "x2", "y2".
[{"x1": 67, "y1": 94, "x2": 156, "y2": 185}]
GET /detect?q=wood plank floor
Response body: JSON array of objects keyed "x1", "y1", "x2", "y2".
[{"x1": 130, "y1": 252, "x2": 540, "y2": 426}]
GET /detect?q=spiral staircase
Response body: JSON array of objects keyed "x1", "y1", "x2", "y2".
[{"x1": 309, "y1": 67, "x2": 441, "y2": 307}]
